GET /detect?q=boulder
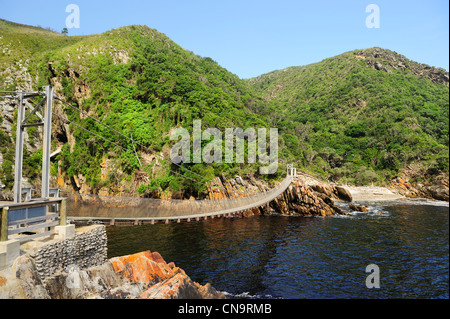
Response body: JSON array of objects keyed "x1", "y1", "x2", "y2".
[
  {"x1": 311, "y1": 184, "x2": 334, "y2": 197},
  {"x1": 266, "y1": 182, "x2": 349, "y2": 217},
  {"x1": 349, "y1": 204, "x2": 370, "y2": 212},
  {"x1": 334, "y1": 186, "x2": 353, "y2": 202}
]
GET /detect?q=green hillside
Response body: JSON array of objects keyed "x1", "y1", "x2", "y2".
[
  {"x1": 247, "y1": 48, "x2": 449, "y2": 185},
  {"x1": 0, "y1": 20, "x2": 281, "y2": 197},
  {"x1": 1, "y1": 20, "x2": 448, "y2": 198}
]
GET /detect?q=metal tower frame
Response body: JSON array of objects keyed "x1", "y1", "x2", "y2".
[{"x1": 9, "y1": 86, "x2": 54, "y2": 203}]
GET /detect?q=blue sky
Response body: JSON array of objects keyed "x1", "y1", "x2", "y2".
[{"x1": 1, "y1": 0, "x2": 448, "y2": 78}]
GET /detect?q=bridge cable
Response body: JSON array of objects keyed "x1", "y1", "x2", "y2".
[
  {"x1": 51, "y1": 111, "x2": 207, "y2": 187},
  {"x1": 54, "y1": 96, "x2": 213, "y2": 184}
]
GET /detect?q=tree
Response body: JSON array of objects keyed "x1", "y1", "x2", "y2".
[{"x1": 61, "y1": 28, "x2": 68, "y2": 36}]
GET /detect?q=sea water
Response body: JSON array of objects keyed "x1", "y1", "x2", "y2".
[{"x1": 105, "y1": 199, "x2": 449, "y2": 299}]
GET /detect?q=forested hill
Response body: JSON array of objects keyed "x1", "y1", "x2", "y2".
[
  {"x1": 0, "y1": 20, "x2": 277, "y2": 198},
  {"x1": 247, "y1": 47, "x2": 449, "y2": 186},
  {"x1": 0, "y1": 19, "x2": 448, "y2": 198}
]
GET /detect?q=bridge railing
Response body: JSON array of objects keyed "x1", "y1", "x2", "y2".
[
  {"x1": 0, "y1": 198, "x2": 67, "y2": 243},
  {"x1": 68, "y1": 175, "x2": 294, "y2": 222}
]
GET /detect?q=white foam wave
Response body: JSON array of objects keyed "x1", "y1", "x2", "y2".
[
  {"x1": 391, "y1": 198, "x2": 449, "y2": 207},
  {"x1": 221, "y1": 291, "x2": 280, "y2": 299}
]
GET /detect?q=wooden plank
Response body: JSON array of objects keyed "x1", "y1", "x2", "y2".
[
  {"x1": 1, "y1": 207, "x2": 8, "y2": 241},
  {"x1": 2, "y1": 198, "x2": 63, "y2": 209},
  {"x1": 8, "y1": 220, "x2": 59, "y2": 235},
  {"x1": 59, "y1": 198, "x2": 67, "y2": 226},
  {"x1": 8, "y1": 213, "x2": 58, "y2": 226},
  {"x1": 15, "y1": 230, "x2": 55, "y2": 243}
]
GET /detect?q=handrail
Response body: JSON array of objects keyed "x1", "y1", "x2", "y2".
[
  {"x1": 0, "y1": 198, "x2": 67, "y2": 242},
  {"x1": 69, "y1": 176, "x2": 294, "y2": 222},
  {"x1": 0, "y1": 197, "x2": 64, "y2": 209}
]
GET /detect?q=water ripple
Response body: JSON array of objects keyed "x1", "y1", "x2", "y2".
[{"x1": 106, "y1": 203, "x2": 449, "y2": 299}]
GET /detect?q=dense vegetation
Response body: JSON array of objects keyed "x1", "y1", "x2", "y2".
[
  {"x1": 248, "y1": 48, "x2": 449, "y2": 185},
  {"x1": 1, "y1": 20, "x2": 448, "y2": 197},
  {"x1": 1, "y1": 21, "x2": 281, "y2": 197}
]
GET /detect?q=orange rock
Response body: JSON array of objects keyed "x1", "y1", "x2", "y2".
[
  {"x1": 111, "y1": 250, "x2": 174, "y2": 286},
  {"x1": 138, "y1": 273, "x2": 196, "y2": 299},
  {"x1": 0, "y1": 276, "x2": 6, "y2": 288}
]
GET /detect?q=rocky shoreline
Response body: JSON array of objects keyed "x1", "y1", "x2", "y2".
[
  {"x1": 66, "y1": 174, "x2": 355, "y2": 219},
  {"x1": 0, "y1": 250, "x2": 225, "y2": 299},
  {"x1": 60, "y1": 172, "x2": 448, "y2": 222},
  {"x1": 1, "y1": 172, "x2": 447, "y2": 299},
  {"x1": 0, "y1": 225, "x2": 225, "y2": 299},
  {"x1": 389, "y1": 177, "x2": 449, "y2": 202}
]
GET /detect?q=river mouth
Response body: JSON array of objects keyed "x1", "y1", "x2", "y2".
[{"x1": 104, "y1": 198, "x2": 449, "y2": 299}]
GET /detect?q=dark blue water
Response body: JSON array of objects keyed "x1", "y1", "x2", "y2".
[{"x1": 105, "y1": 200, "x2": 449, "y2": 299}]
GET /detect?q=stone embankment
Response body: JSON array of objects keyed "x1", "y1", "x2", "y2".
[{"x1": 0, "y1": 225, "x2": 224, "y2": 299}]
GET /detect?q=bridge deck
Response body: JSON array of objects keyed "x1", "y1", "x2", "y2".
[{"x1": 69, "y1": 175, "x2": 294, "y2": 223}]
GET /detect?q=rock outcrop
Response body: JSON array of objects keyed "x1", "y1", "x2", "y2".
[
  {"x1": 389, "y1": 172, "x2": 449, "y2": 202},
  {"x1": 219, "y1": 177, "x2": 350, "y2": 218},
  {"x1": 356, "y1": 47, "x2": 449, "y2": 87},
  {"x1": 0, "y1": 250, "x2": 225, "y2": 299},
  {"x1": 349, "y1": 204, "x2": 370, "y2": 212},
  {"x1": 265, "y1": 180, "x2": 349, "y2": 217},
  {"x1": 310, "y1": 184, "x2": 353, "y2": 202}
]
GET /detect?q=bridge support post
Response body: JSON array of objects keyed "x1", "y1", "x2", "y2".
[
  {"x1": 0, "y1": 238, "x2": 20, "y2": 271},
  {"x1": 41, "y1": 86, "x2": 53, "y2": 199},
  {"x1": 13, "y1": 92, "x2": 25, "y2": 203},
  {"x1": 54, "y1": 198, "x2": 75, "y2": 240},
  {"x1": 0, "y1": 208, "x2": 20, "y2": 270},
  {"x1": 12, "y1": 87, "x2": 54, "y2": 202},
  {"x1": 0, "y1": 207, "x2": 9, "y2": 242},
  {"x1": 55, "y1": 224, "x2": 75, "y2": 240},
  {"x1": 287, "y1": 164, "x2": 295, "y2": 177}
]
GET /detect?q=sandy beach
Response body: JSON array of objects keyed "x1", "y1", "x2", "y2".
[
  {"x1": 345, "y1": 186, "x2": 405, "y2": 202},
  {"x1": 295, "y1": 173, "x2": 406, "y2": 202}
]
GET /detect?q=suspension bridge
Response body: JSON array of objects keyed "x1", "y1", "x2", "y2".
[{"x1": 0, "y1": 86, "x2": 296, "y2": 245}]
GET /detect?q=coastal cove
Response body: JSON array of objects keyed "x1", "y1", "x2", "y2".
[
  {"x1": 0, "y1": 15, "x2": 448, "y2": 302},
  {"x1": 104, "y1": 198, "x2": 449, "y2": 299}
]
